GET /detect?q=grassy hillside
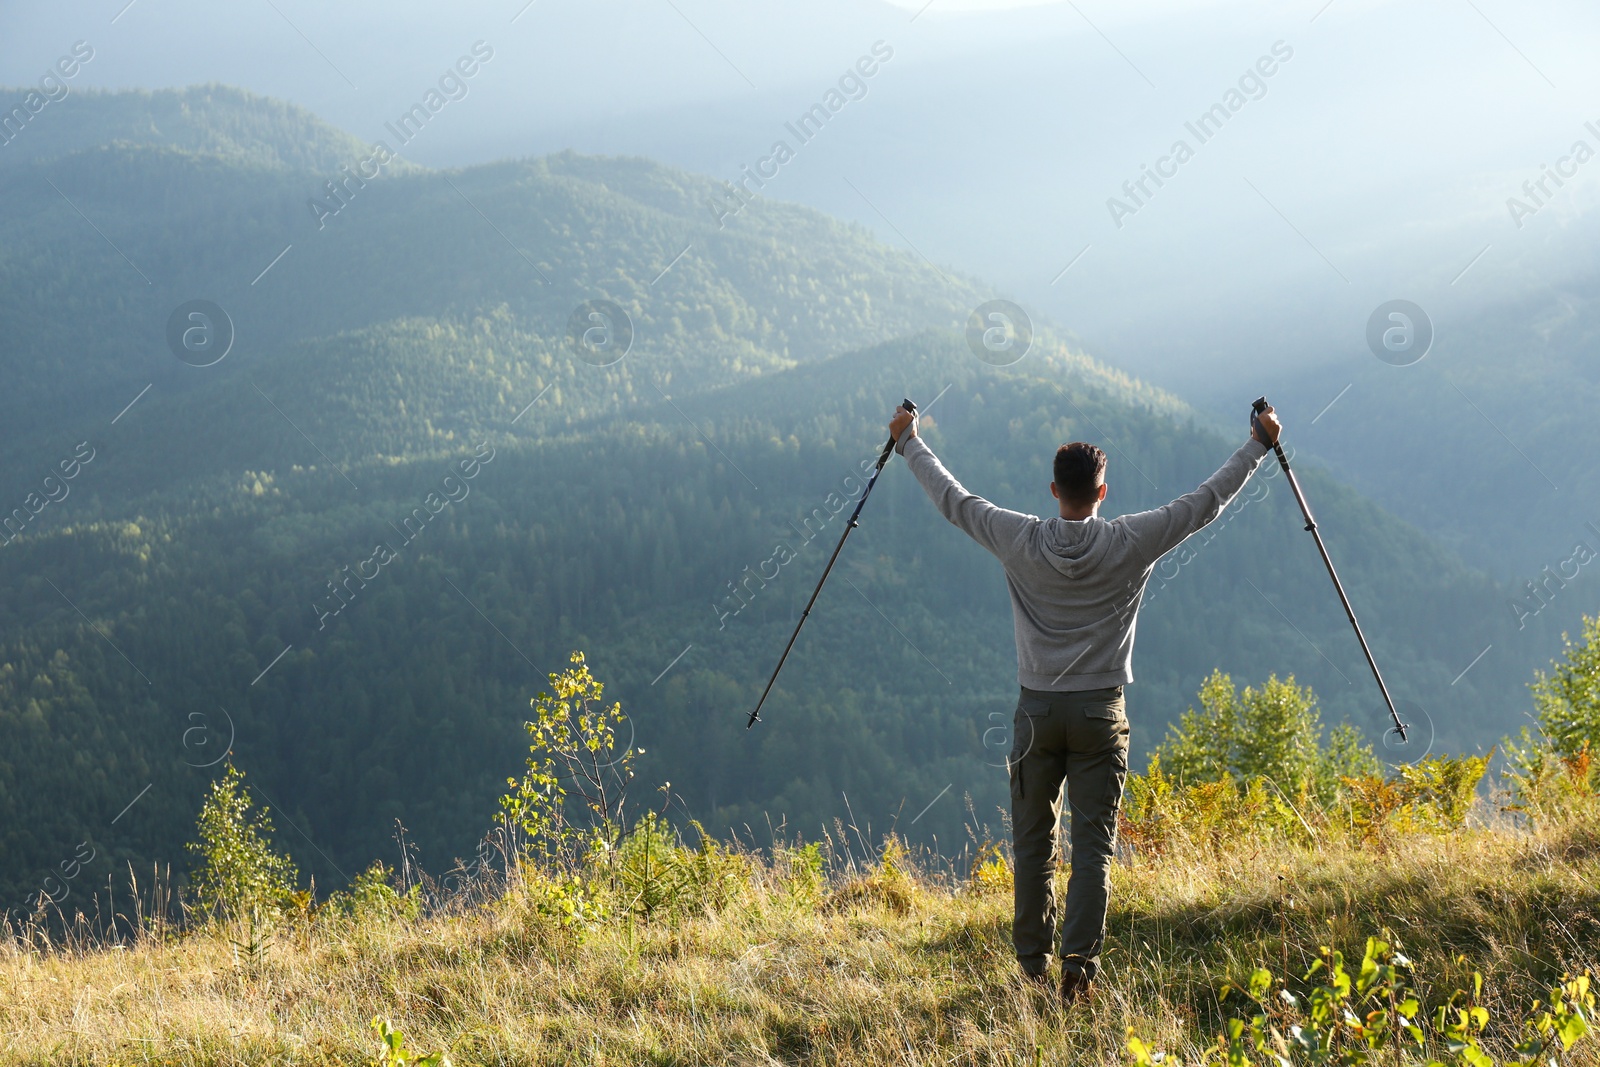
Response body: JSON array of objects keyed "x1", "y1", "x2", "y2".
[{"x1": 2, "y1": 726, "x2": 1596, "y2": 1066}]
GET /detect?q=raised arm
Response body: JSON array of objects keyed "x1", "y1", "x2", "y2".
[
  {"x1": 890, "y1": 406, "x2": 1037, "y2": 561},
  {"x1": 1120, "y1": 403, "x2": 1280, "y2": 566}
]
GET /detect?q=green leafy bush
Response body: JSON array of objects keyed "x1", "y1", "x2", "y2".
[
  {"x1": 1502, "y1": 729, "x2": 1595, "y2": 822},
  {"x1": 1154, "y1": 671, "x2": 1381, "y2": 803},
  {"x1": 774, "y1": 840, "x2": 827, "y2": 904},
  {"x1": 608, "y1": 811, "x2": 752, "y2": 923},
  {"x1": 185, "y1": 762, "x2": 300, "y2": 922},
  {"x1": 1531, "y1": 614, "x2": 1600, "y2": 761},
  {"x1": 968, "y1": 841, "x2": 1013, "y2": 895},
  {"x1": 1131, "y1": 673, "x2": 1500, "y2": 853},
  {"x1": 496, "y1": 653, "x2": 757, "y2": 928},
  {"x1": 322, "y1": 861, "x2": 421, "y2": 923},
  {"x1": 1129, "y1": 936, "x2": 1595, "y2": 1067},
  {"x1": 1339, "y1": 754, "x2": 1492, "y2": 847},
  {"x1": 1504, "y1": 614, "x2": 1600, "y2": 820},
  {"x1": 1121, "y1": 755, "x2": 1313, "y2": 857},
  {"x1": 500, "y1": 650, "x2": 637, "y2": 873},
  {"x1": 371, "y1": 1017, "x2": 451, "y2": 1067}
]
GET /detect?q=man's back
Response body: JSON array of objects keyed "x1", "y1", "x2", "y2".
[{"x1": 894, "y1": 432, "x2": 1270, "y2": 691}]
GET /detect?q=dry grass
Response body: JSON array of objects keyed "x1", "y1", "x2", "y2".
[{"x1": 2, "y1": 810, "x2": 1598, "y2": 1066}]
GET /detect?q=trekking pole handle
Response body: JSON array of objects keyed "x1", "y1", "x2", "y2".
[
  {"x1": 1251, "y1": 396, "x2": 1275, "y2": 451},
  {"x1": 877, "y1": 397, "x2": 918, "y2": 469},
  {"x1": 1253, "y1": 396, "x2": 1295, "y2": 476}
]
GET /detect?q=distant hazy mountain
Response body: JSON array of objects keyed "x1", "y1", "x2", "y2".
[{"x1": 1285, "y1": 266, "x2": 1600, "y2": 580}]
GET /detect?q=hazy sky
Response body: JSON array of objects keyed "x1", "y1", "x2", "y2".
[{"x1": 4, "y1": 0, "x2": 1597, "y2": 401}]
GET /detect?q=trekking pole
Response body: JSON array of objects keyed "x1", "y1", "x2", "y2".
[
  {"x1": 746, "y1": 398, "x2": 918, "y2": 729},
  {"x1": 1253, "y1": 397, "x2": 1409, "y2": 742}
]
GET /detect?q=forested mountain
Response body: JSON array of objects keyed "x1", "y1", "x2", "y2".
[
  {"x1": 0, "y1": 84, "x2": 981, "y2": 457},
  {"x1": 0, "y1": 88, "x2": 1584, "y2": 914},
  {"x1": 0, "y1": 84, "x2": 384, "y2": 175},
  {"x1": 1288, "y1": 267, "x2": 1600, "y2": 578}
]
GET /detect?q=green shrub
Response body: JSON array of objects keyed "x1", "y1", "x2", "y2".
[
  {"x1": 1531, "y1": 614, "x2": 1600, "y2": 761},
  {"x1": 1154, "y1": 671, "x2": 1380, "y2": 803},
  {"x1": 1394, "y1": 753, "x2": 1493, "y2": 829},
  {"x1": 1121, "y1": 754, "x2": 1313, "y2": 857},
  {"x1": 322, "y1": 861, "x2": 421, "y2": 923},
  {"x1": 185, "y1": 761, "x2": 300, "y2": 922},
  {"x1": 516, "y1": 870, "x2": 608, "y2": 929},
  {"x1": 1502, "y1": 727, "x2": 1595, "y2": 823},
  {"x1": 1128, "y1": 936, "x2": 1596, "y2": 1067},
  {"x1": 774, "y1": 840, "x2": 827, "y2": 904},
  {"x1": 500, "y1": 650, "x2": 637, "y2": 874},
  {"x1": 1339, "y1": 753, "x2": 1491, "y2": 848},
  {"x1": 968, "y1": 841, "x2": 1013, "y2": 895},
  {"x1": 608, "y1": 811, "x2": 751, "y2": 924},
  {"x1": 370, "y1": 1017, "x2": 451, "y2": 1067},
  {"x1": 1132, "y1": 672, "x2": 1499, "y2": 854},
  {"x1": 1504, "y1": 614, "x2": 1600, "y2": 820}
]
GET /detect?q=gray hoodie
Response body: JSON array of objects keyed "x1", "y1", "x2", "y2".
[{"x1": 896, "y1": 431, "x2": 1271, "y2": 691}]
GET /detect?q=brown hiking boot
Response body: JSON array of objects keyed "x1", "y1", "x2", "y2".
[
  {"x1": 1022, "y1": 969, "x2": 1052, "y2": 993},
  {"x1": 1060, "y1": 967, "x2": 1092, "y2": 1006}
]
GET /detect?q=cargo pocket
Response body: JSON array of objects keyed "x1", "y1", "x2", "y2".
[
  {"x1": 1083, "y1": 689, "x2": 1126, "y2": 721},
  {"x1": 1107, "y1": 748, "x2": 1129, "y2": 806},
  {"x1": 1008, "y1": 699, "x2": 1041, "y2": 802},
  {"x1": 1009, "y1": 714, "x2": 1029, "y2": 800}
]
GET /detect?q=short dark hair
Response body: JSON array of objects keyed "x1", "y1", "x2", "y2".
[{"x1": 1054, "y1": 442, "x2": 1107, "y2": 507}]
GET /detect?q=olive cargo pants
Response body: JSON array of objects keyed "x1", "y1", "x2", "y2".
[{"x1": 1008, "y1": 684, "x2": 1130, "y2": 980}]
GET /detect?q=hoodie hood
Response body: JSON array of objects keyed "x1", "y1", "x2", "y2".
[{"x1": 1039, "y1": 515, "x2": 1118, "y2": 579}]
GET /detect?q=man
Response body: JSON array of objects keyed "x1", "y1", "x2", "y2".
[{"x1": 887, "y1": 398, "x2": 1281, "y2": 1005}]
